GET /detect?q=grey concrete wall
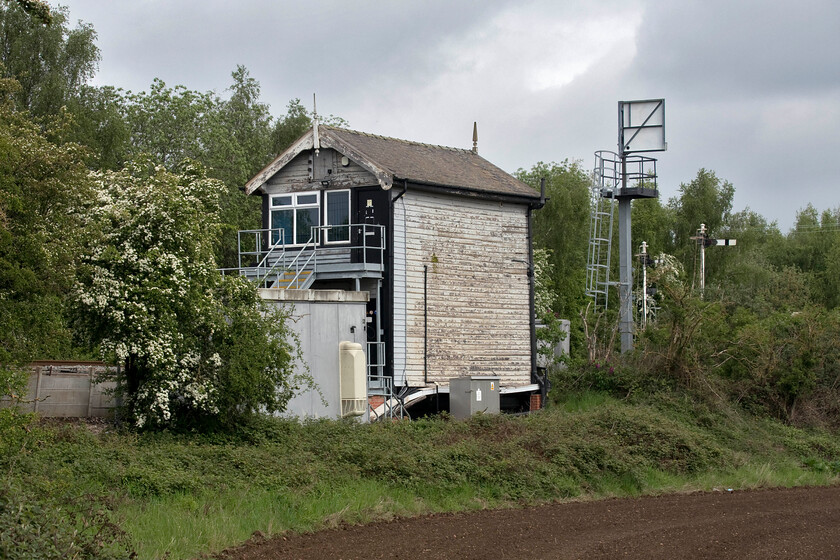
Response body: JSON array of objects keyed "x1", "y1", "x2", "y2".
[
  {"x1": 260, "y1": 289, "x2": 368, "y2": 420},
  {"x1": 3, "y1": 291, "x2": 369, "y2": 421},
  {"x1": 537, "y1": 319, "x2": 571, "y2": 368},
  {"x1": 0, "y1": 362, "x2": 117, "y2": 418}
]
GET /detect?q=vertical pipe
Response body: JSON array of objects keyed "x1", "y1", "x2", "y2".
[
  {"x1": 618, "y1": 103, "x2": 634, "y2": 353},
  {"x1": 34, "y1": 366, "x2": 42, "y2": 413},
  {"x1": 530, "y1": 179, "x2": 547, "y2": 404},
  {"x1": 640, "y1": 241, "x2": 648, "y2": 329},
  {"x1": 376, "y1": 279, "x2": 383, "y2": 377},
  {"x1": 389, "y1": 180, "x2": 408, "y2": 388},
  {"x1": 424, "y1": 264, "x2": 428, "y2": 385},
  {"x1": 86, "y1": 365, "x2": 94, "y2": 417},
  {"x1": 699, "y1": 223, "x2": 706, "y2": 299},
  {"x1": 527, "y1": 205, "x2": 539, "y2": 392},
  {"x1": 618, "y1": 195, "x2": 634, "y2": 353}
]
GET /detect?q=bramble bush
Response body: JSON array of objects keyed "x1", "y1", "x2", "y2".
[{"x1": 571, "y1": 251, "x2": 840, "y2": 427}]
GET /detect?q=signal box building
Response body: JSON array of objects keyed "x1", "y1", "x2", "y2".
[{"x1": 242, "y1": 124, "x2": 545, "y2": 416}]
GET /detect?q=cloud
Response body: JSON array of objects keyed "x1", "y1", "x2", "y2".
[
  {"x1": 59, "y1": 0, "x2": 840, "y2": 228},
  {"x1": 635, "y1": 0, "x2": 840, "y2": 99}
]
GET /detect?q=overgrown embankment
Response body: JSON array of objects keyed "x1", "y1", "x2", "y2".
[{"x1": 3, "y1": 388, "x2": 840, "y2": 560}]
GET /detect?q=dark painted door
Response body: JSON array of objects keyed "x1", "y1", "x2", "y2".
[{"x1": 352, "y1": 188, "x2": 389, "y2": 264}]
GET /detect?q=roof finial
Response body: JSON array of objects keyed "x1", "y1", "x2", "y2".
[
  {"x1": 312, "y1": 93, "x2": 320, "y2": 156},
  {"x1": 472, "y1": 122, "x2": 478, "y2": 153}
]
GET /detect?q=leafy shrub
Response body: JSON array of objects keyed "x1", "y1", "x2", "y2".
[
  {"x1": 0, "y1": 366, "x2": 33, "y2": 462},
  {"x1": 0, "y1": 484, "x2": 130, "y2": 560},
  {"x1": 721, "y1": 308, "x2": 840, "y2": 423}
]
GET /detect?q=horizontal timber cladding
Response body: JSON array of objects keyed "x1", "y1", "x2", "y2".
[
  {"x1": 263, "y1": 149, "x2": 377, "y2": 193},
  {"x1": 401, "y1": 190, "x2": 532, "y2": 388}
]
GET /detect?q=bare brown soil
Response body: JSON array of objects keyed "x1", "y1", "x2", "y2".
[{"x1": 213, "y1": 486, "x2": 840, "y2": 560}]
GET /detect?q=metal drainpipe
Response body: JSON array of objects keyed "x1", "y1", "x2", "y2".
[
  {"x1": 424, "y1": 263, "x2": 428, "y2": 385},
  {"x1": 527, "y1": 206, "x2": 540, "y2": 401},
  {"x1": 530, "y1": 178, "x2": 547, "y2": 405},
  {"x1": 389, "y1": 179, "x2": 408, "y2": 387}
]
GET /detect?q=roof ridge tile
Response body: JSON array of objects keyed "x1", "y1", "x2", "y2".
[{"x1": 322, "y1": 125, "x2": 474, "y2": 154}]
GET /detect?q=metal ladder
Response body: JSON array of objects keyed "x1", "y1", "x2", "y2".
[{"x1": 585, "y1": 151, "x2": 620, "y2": 312}]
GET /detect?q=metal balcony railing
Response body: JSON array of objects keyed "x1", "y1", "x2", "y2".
[{"x1": 220, "y1": 224, "x2": 386, "y2": 289}]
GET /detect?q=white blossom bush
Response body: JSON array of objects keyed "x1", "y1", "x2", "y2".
[
  {"x1": 534, "y1": 248, "x2": 558, "y2": 318},
  {"x1": 74, "y1": 157, "x2": 306, "y2": 429},
  {"x1": 534, "y1": 248, "x2": 567, "y2": 367}
]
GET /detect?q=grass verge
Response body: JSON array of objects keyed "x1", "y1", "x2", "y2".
[{"x1": 3, "y1": 389, "x2": 840, "y2": 559}]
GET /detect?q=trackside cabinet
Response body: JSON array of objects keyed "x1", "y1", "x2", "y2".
[{"x1": 449, "y1": 376, "x2": 500, "y2": 419}]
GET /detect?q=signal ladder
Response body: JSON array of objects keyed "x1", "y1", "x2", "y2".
[{"x1": 585, "y1": 151, "x2": 621, "y2": 312}]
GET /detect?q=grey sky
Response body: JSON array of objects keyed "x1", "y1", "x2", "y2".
[{"x1": 60, "y1": 0, "x2": 840, "y2": 231}]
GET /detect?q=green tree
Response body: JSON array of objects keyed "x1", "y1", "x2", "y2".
[
  {"x1": 73, "y1": 157, "x2": 308, "y2": 429},
  {"x1": 516, "y1": 160, "x2": 591, "y2": 318},
  {"x1": 0, "y1": 1, "x2": 99, "y2": 117},
  {"x1": 723, "y1": 307, "x2": 840, "y2": 421},
  {"x1": 0, "y1": 75, "x2": 92, "y2": 365},
  {"x1": 123, "y1": 78, "x2": 219, "y2": 168},
  {"x1": 270, "y1": 97, "x2": 348, "y2": 155},
  {"x1": 668, "y1": 168, "x2": 735, "y2": 284},
  {"x1": 71, "y1": 84, "x2": 129, "y2": 170},
  {"x1": 207, "y1": 66, "x2": 274, "y2": 267},
  {"x1": 770, "y1": 205, "x2": 840, "y2": 309},
  {"x1": 15, "y1": 0, "x2": 52, "y2": 25},
  {"x1": 516, "y1": 160, "x2": 591, "y2": 356},
  {"x1": 631, "y1": 196, "x2": 675, "y2": 257},
  {"x1": 704, "y1": 208, "x2": 789, "y2": 312},
  {"x1": 270, "y1": 98, "x2": 311, "y2": 154}
]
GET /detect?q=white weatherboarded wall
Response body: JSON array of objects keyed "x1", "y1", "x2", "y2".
[{"x1": 393, "y1": 190, "x2": 532, "y2": 388}]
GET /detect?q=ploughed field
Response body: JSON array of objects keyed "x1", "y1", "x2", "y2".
[{"x1": 215, "y1": 485, "x2": 840, "y2": 559}]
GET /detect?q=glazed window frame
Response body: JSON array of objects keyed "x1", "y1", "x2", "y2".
[
  {"x1": 269, "y1": 191, "x2": 320, "y2": 246},
  {"x1": 324, "y1": 190, "x2": 351, "y2": 244}
]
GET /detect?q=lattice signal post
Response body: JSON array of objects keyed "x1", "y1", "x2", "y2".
[{"x1": 587, "y1": 99, "x2": 666, "y2": 353}]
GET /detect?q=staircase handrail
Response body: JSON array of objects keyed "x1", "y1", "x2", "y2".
[
  {"x1": 232, "y1": 223, "x2": 387, "y2": 289},
  {"x1": 234, "y1": 228, "x2": 290, "y2": 287},
  {"x1": 282, "y1": 229, "x2": 319, "y2": 289}
]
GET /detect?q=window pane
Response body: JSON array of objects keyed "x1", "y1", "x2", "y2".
[
  {"x1": 296, "y1": 207, "x2": 319, "y2": 244},
  {"x1": 297, "y1": 194, "x2": 318, "y2": 205},
  {"x1": 271, "y1": 195, "x2": 292, "y2": 207},
  {"x1": 331, "y1": 225, "x2": 350, "y2": 242},
  {"x1": 326, "y1": 191, "x2": 350, "y2": 242},
  {"x1": 271, "y1": 209, "x2": 293, "y2": 245}
]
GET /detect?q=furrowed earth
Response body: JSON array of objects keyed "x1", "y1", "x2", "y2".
[{"x1": 213, "y1": 485, "x2": 840, "y2": 560}]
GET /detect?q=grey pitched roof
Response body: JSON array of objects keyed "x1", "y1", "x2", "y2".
[{"x1": 245, "y1": 125, "x2": 540, "y2": 201}]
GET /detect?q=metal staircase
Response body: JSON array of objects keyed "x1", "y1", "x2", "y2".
[
  {"x1": 229, "y1": 229, "x2": 317, "y2": 289},
  {"x1": 224, "y1": 224, "x2": 390, "y2": 418},
  {"x1": 585, "y1": 151, "x2": 620, "y2": 312}
]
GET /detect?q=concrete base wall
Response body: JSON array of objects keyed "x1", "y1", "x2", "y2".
[
  {"x1": 260, "y1": 289, "x2": 369, "y2": 420},
  {"x1": 0, "y1": 362, "x2": 117, "y2": 418},
  {"x1": 537, "y1": 319, "x2": 571, "y2": 368},
  {"x1": 2, "y1": 290, "x2": 370, "y2": 422}
]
